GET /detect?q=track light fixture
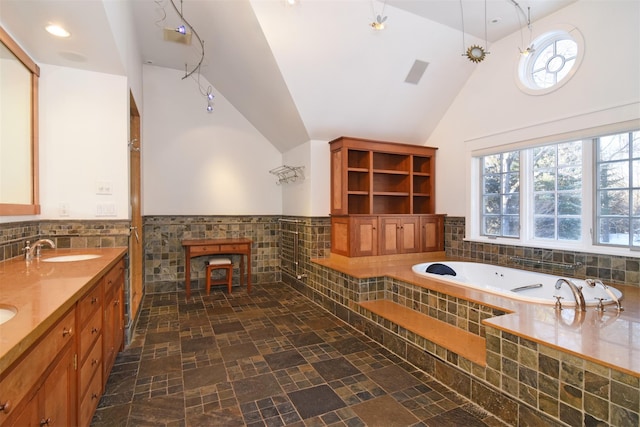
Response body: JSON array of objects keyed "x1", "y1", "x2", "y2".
[
  {"x1": 459, "y1": 0, "x2": 490, "y2": 63},
  {"x1": 158, "y1": 0, "x2": 215, "y2": 113}
]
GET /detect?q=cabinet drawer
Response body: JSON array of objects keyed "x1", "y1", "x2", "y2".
[
  {"x1": 0, "y1": 308, "x2": 75, "y2": 424},
  {"x1": 104, "y1": 260, "x2": 124, "y2": 291},
  {"x1": 78, "y1": 362, "x2": 103, "y2": 427},
  {"x1": 79, "y1": 336, "x2": 102, "y2": 398},
  {"x1": 190, "y1": 245, "x2": 221, "y2": 254},
  {"x1": 77, "y1": 282, "x2": 103, "y2": 324},
  {"x1": 79, "y1": 308, "x2": 102, "y2": 360},
  {"x1": 223, "y1": 244, "x2": 247, "y2": 251}
]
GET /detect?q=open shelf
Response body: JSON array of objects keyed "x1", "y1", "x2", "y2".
[{"x1": 373, "y1": 152, "x2": 409, "y2": 172}]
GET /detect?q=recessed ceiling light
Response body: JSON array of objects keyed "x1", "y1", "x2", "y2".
[
  {"x1": 490, "y1": 17, "x2": 501, "y2": 24},
  {"x1": 45, "y1": 24, "x2": 70, "y2": 38}
]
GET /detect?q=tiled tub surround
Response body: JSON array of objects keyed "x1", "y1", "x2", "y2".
[
  {"x1": 445, "y1": 216, "x2": 640, "y2": 288},
  {"x1": 308, "y1": 255, "x2": 640, "y2": 426},
  {"x1": 142, "y1": 215, "x2": 331, "y2": 293}
]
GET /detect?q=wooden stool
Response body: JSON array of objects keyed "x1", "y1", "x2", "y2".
[{"x1": 205, "y1": 258, "x2": 233, "y2": 294}]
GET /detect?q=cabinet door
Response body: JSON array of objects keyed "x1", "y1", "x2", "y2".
[
  {"x1": 380, "y1": 217, "x2": 419, "y2": 255},
  {"x1": 421, "y1": 215, "x2": 444, "y2": 252},
  {"x1": 8, "y1": 396, "x2": 39, "y2": 427},
  {"x1": 103, "y1": 261, "x2": 125, "y2": 382},
  {"x1": 352, "y1": 217, "x2": 378, "y2": 257},
  {"x1": 400, "y1": 217, "x2": 420, "y2": 253},
  {"x1": 41, "y1": 343, "x2": 77, "y2": 427},
  {"x1": 103, "y1": 284, "x2": 116, "y2": 381},
  {"x1": 379, "y1": 217, "x2": 401, "y2": 255}
]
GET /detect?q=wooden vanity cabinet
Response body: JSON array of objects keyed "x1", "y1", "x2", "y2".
[
  {"x1": 0, "y1": 308, "x2": 77, "y2": 427},
  {"x1": 329, "y1": 137, "x2": 444, "y2": 257},
  {"x1": 0, "y1": 256, "x2": 126, "y2": 427}
]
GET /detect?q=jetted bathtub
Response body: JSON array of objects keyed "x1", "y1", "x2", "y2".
[{"x1": 412, "y1": 261, "x2": 623, "y2": 307}]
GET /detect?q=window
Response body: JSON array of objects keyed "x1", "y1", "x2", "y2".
[
  {"x1": 533, "y1": 141, "x2": 582, "y2": 241},
  {"x1": 517, "y1": 28, "x2": 584, "y2": 95},
  {"x1": 596, "y1": 131, "x2": 640, "y2": 248},
  {"x1": 481, "y1": 151, "x2": 520, "y2": 237},
  {"x1": 476, "y1": 130, "x2": 640, "y2": 253}
]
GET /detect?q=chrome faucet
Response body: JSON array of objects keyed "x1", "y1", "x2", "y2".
[
  {"x1": 585, "y1": 278, "x2": 624, "y2": 312},
  {"x1": 555, "y1": 278, "x2": 586, "y2": 311},
  {"x1": 24, "y1": 239, "x2": 56, "y2": 261}
]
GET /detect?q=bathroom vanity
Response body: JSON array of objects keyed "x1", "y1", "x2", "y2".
[{"x1": 0, "y1": 247, "x2": 127, "y2": 427}]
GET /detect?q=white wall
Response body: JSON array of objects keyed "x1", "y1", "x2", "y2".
[
  {"x1": 142, "y1": 65, "x2": 283, "y2": 215},
  {"x1": 281, "y1": 139, "x2": 330, "y2": 217},
  {"x1": 429, "y1": 0, "x2": 640, "y2": 217},
  {"x1": 36, "y1": 65, "x2": 129, "y2": 220}
]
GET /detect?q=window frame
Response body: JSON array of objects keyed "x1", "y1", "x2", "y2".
[
  {"x1": 516, "y1": 26, "x2": 585, "y2": 96},
  {"x1": 471, "y1": 131, "x2": 640, "y2": 256},
  {"x1": 594, "y1": 131, "x2": 640, "y2": 250}
]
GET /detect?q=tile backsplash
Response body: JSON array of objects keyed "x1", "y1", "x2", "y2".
[
  {"x1": 444, "y1": 216, "x2": 639, "y2": 289},
  {"x1": 0, "y1": 220, "x2": 130, "y2": 262}
]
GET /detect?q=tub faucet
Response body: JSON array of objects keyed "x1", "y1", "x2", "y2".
[
  {"x1": 555, "y1": 278, "x2": 586, "y2": 312},
  {"x1": 585, "y1": 278, "x2": 623, "y2": 312},
  {"x1": 25, "y1": 239, "x2": 56, "y2": 261}
]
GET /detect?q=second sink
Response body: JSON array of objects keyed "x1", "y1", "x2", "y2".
[{"x1": 0, "y1": 305, "x2": 17, "y2": 325}]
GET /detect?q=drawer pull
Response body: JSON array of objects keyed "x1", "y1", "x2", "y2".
[
  {"x1": 91, "y1": 393, "x2": 99, "y2": 400},
  {"x1": 91, "y1": 296, "x2": 98, "y2": 304},
  {"x1": 62, "y1": 327, "x2": 72, "y2": 337},
  {"x1": 0, "y1": 400, "x2": 10, "y2": 413},
  {"x1": 39, "y1": 417, "x2": 51, "y2": 426},
  {"x1": 114, "y1": 299, "x2": 120, "y2": 306},
  {"x1": 91, "y1": 327, "x2": 99, "y2": 334},
  {"x1": 91, "y1": 358, "x2": 98, "y2": 366}
]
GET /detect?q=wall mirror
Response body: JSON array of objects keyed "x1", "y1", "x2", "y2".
[{"x1": 0, "y1": 25, "x2": 40, "y2": 215}]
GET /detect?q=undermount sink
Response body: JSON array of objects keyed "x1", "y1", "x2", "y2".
[
  {"x1": 0, "y1": 305, "x2": 17, "y2": 325},
  {"x1": 43, "y1": 254, "x2": 102, "y2": 262}
]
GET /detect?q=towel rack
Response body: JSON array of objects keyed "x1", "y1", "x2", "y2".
[{"x1": 269, "y1": 165, "x2": 304, "y2": 185}]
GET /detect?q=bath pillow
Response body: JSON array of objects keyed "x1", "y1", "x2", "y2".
[{"x1": 425, "y1": 263, "x2": 457, "y2": 276}]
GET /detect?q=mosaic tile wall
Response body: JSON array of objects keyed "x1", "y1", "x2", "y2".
[
  {"x1": 0, "y1": 220, "x2": 130, "y2": 262},
  {"x1": 484, "y1": 326, "x2": 639, "y2": 426},
  {"x1": 445, "y1": 216, "x2": 640, "y2": 288},
  {"x1": 386, "y1": 278, "x2": 505, "y2": 338},
  {"x1": 141, "y1": 216, "x2": 332, "y2": 293}
]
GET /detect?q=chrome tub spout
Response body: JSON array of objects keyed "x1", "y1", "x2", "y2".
[
  {"x1": 585, "y1": 278, "x2": 624, "y2": 312},
  {"x1": 555, "y1": 278, "x2": 586, "y2": 311}
]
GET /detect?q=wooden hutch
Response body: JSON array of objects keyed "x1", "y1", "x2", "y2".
[{"x1": 330, "y1": 137, "x2": 445, "y2": 257}]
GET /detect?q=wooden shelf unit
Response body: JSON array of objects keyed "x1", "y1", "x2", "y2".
[
  {"x1": 331, "y1": 137, "x2": 437, "y2": 216},
  {"x1": 330, "y1": 137, "x2": 444, "y2": 257}
]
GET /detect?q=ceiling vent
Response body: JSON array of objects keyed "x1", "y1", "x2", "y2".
[
  {"x1": 163, "y1": 27, "x2": 192, "y2": 45},
  {"x1": 404, "y1": 60, "x2": 429, "y2": 85}
]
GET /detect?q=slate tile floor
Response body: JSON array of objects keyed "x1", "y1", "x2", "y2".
[{"x1": 92, "y1": 284, "x2": 507, "y2": 427}]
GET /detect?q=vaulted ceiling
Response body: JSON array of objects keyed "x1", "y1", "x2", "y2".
[{"x1": 0, "y1": 0, "x2": 576, "y2": 152}]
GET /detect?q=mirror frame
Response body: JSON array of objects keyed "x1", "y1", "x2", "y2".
[{"x1": 0, "y1": 25, "x2": 40, "y2": 216}]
